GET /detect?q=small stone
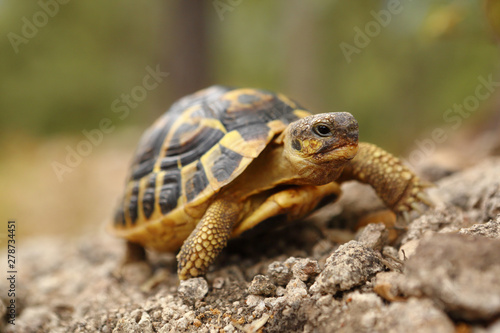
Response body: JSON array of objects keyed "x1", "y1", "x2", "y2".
[
  {"x1": 401, "y1": 207, "x2": 465, "y2": 244},
  {"x1": 283, "y1": 257, "x2": 300, "y2": 267},
  {"x1": 344, "y1": 291, "x2": 385, "y2": 324},
  {"x1": 174, "y1": 316, "x2": 189, "y2": 330},
  {"x1": 458, "y1": 216, "x2": 500, "y2": 239},
  {"x1": 285, "y1": 278, "x2": 308, "y2": 306},
  {"x1": 223, "y1": 323, "x2": 235, "y2": 333},
  {"x1": 183, "y1": 310, "x2": 196, "y2": 323},
  {"x1": 373, "y1": 271, "x2": 407, "y2": 302},
  {"x1": 382, "y1": 245, "x2": 398, "y2": 258},
  {"x1": 267, "y1": 261, "x2": 292, "y2": 286},
  {"x1": 310, "y1": 241, "x2": 385, "y2": 294},
  {"x1": 276, "y1": 286, "x2": 286, "y2": 297},
  {"x1": 248, "y1": 275, "x2": 276, "y2": 297},
  {"x1": 246, "y1": 294, "x2": 262, "y2": 308},
  {"x1": 291, "y1": 258, "x2": 320, "y2": 282},
  {"x1": 178, "y1": 277, "x2": 209, "y2": 306},
  {"x1": 306, "y1": 291, "x2": 383, "y2": 332},
  {"x1": 113, "y1": 311, "x2": 154, "y2": 333},
  {"x1": 356, "y1": 223, "x2": 389, "y2": 251},
  {"x1": 253, "y1": 300, "x2": 266, "y2": 316},
  {"x1": 347, "y1": 291, "x2": 384, "y2": 307},
  {"x1": 212, "y1": 276, "x2": 225, "y2": 289}
]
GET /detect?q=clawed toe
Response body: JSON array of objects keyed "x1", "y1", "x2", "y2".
[{"x1": 396, "y1": 181, "x2": 435, "y2": 222}]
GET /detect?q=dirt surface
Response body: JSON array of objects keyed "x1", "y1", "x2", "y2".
[{"x1": 1, "y1": 157, "x2": 500, "y2": 332}]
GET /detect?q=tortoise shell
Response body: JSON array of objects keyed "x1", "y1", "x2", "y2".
[{"x1": 111, "y1": 86, "x2": 313, "y2": 251}]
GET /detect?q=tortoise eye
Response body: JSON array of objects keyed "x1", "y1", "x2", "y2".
[{"x1": 313, "y1": 124, "x2": 333, "y2": 137}]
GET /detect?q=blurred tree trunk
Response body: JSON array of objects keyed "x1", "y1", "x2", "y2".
[{"x1": 167, "y1": 1, "x2": 210, "y2": 99}]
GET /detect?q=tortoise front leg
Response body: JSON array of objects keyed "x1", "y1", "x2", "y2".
[
  {"x1": 177, "y1": 199, "x2": 242, "y2": 280},
  {"x1": 340, "y1": 142, "x2": 432, "y2": 217}
]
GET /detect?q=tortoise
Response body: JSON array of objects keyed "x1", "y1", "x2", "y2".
[{"x1": 110, "y1": 86, "x2": 431, "y2": 280}]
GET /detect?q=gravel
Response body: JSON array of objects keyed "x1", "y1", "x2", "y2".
[{"x1": 2, "y1": 157, "x2": 500, "y2": 332}]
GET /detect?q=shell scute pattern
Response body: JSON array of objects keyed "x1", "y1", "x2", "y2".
[
  {"x1": 211, "y1": 145, "x2": 244, "y2": 182},
  {"x1": 113, "y1": 86, "x2": 304, "y2": 237},
  {"x1": 183, "y1": 160, "x2": 210, "y2": 203},
  {"x1": 159, "y1": 125, "x2": 226, "y2": 170},
  {"x1": 158, "y1": 171, "x2": 181, "y2": 212},
  {"x1": 142, "y1": 173, "x2": 157, "y2": 219},
  {"x1": 129, "y1": 85, "x2": 231, "y2": 181},
  {"x1": 221, "y1": 89, "x2": 300, "y2": 133},
  {"x1": 128, "y1": 183, "x2": 140, "y2": 225}
]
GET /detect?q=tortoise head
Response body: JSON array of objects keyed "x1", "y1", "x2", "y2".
[{"x1": 283, "y1": 112, "x2": 359, "y2": 185}]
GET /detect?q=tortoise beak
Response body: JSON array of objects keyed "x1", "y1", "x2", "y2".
[{"x1": 328, "y1": 144, "x2": 359, "y2": 163}]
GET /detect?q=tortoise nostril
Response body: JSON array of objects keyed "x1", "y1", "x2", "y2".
[
  {"x1": 330, "y1": 112, "x2": 358, "y2": 142},
  {"x1": 347, "y1": 123, "x2": 359, "y2": 137},
  {"x1": 349, "y1": 131, "x2": 359, "y2": 142}
]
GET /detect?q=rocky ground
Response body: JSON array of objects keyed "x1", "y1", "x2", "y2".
[{"x1": 1, "y1": 157, "x2": 500, "y2": 333}]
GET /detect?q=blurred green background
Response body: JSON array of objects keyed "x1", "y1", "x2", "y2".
[{"x1": 0, "y1": 0, "x2": 499, "y2": 240}]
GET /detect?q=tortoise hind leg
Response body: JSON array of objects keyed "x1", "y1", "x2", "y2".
[
  {"x1": 232, "y1": 182, "x2": 341, "y2": 237},
  {"x1": 113, "y1": 241, "x2": 151, "y2": 284},
  {"x1": 124, "y1": 241, "x2": 147, "y2": 264},
  {"x1": 177, "y1": 199, "x2": 242, "y2": 280}
]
